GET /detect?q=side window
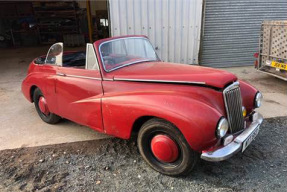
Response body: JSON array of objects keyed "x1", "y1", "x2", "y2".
[
  {"x1": 45, "y1": 43, "x2": 63, "y2": 66},
  {"x1": 86, "y1": 43, "x2": 99, "y2": 70}
]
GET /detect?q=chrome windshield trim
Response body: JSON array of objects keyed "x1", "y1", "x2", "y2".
[
  {"x1": 99, "y1": 37, "x2": 160, "y2": 73},
  {"x1": 57, "y1": 73, "x2": 102, "y2": 80},
  {"x1": 113, "y1": 77, "x2": 206, "y2": 85}
]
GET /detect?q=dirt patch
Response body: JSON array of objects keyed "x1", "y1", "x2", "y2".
[
  {"x1": 0, "y1": 117, "x2": 286, "y2": 192},
  {"x1": 241, "y1": 69, "x2": 250, "y2": 74},
  {"x1": 265, "y1": 99, "x2": 281, "y2": 105}
]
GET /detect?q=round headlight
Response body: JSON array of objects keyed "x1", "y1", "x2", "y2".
[
  {"x1": 217, "y1": 118, "x2": 229, "y2": 138},
  {"x1": 254, "y1": 92, "x2": 263, "y2": 108}
]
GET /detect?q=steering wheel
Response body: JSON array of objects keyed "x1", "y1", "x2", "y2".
[{"x1": 103, "y1": 56, "x2": 116, "y2": 65}]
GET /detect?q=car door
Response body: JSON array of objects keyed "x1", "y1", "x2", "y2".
[{"x1": 55, "y1": 44, "x2": 104, "y2": 131}]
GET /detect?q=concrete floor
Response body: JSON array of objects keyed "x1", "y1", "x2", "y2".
[
  {"x1": 0, "y1": 46, "x2": 286, "y2": 150},
  {"x1": 0, "y1": 46, "x2": 108, "y2": 151}
]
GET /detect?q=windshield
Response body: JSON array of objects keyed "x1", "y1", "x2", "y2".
[{"x1": 99, "y1": 37, "x2": 158, "y2": 72}]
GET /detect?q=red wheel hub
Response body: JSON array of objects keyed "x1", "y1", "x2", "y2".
[
  {"x1": 151, "y1": 134, "x2": 179, "y2": 163},
  {"x1": 38, "y1": 96, "x2": 49, "y2": 115}
]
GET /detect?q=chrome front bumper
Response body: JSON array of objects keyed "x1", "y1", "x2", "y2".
[{"x1": 201, "y1": 112, "x2": 263, "y2": 162}]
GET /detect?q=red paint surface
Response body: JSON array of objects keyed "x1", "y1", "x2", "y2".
[
  {"x1": 151, "y1": 135, "x2": 179, "y2": 163},
  {"x1": 21, "y1": 35, "x2": 259, "y2": 152},
  {"x1": 105, "y1": 62, "x2": 237, "y2": 88}
]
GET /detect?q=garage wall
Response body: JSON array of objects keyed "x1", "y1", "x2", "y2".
[
  {"x1": 109, "y1": 0, "x2": 203, "y2": 64},
  {"x1": 200, "y1": 0, "x2": 287, "y2": 67},
  {"x1": 78, "y1": 0, "x2": 107, "y2": 16}
]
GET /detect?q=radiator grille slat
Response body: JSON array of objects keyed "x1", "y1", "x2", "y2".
[{"x1": 223, "y1": 83, "x2": 244, "y2": 133}]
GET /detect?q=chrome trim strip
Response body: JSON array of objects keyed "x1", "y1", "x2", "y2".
[
  {"x1": 103, "y1": 78, "x2": 114, "y2": 81},
  {"x1": 201, "y1": 112, "x2": 263, "y2": 162},
  {"x1": 113, "y1": 77, "x2": 206, "y2": 85},
  {"x1": 56, "y1": 73, "x2": 101, "y2": 80},
  {"x1": 223, "y1": 81, "x2": 239, "y2": 93},
  {"x1": 57, "y1": 72, "x2": 66, "y2": 77}
]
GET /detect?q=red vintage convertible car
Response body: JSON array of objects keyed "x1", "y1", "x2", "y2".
[{"x1": 22, "y1": 35, "x2": 263, "y2": 176}]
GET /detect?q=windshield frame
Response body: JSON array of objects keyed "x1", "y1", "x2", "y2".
[{"x1": 99, "y1": 37, "x2": 160, "y2": 72}]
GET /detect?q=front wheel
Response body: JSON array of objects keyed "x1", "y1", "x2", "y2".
[
  {"x1": 33, "y1": 88, "x2": 61, "y2": 124},
  {"x1": 137, "y1": 118, "x2": 199, "y2": 176}
]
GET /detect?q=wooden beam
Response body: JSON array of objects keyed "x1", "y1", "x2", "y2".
[{"x1": 86, "y1": 0, "x2": 93, "y2": 43}]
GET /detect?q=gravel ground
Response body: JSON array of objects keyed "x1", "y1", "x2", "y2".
[{"x1": 0, "y1": 116, "x2": 286, "y2": 192}]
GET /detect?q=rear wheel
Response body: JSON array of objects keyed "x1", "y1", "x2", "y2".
[
  {"x1": 33, "y1": 88, "x2": 61, "y2": 124},
  {"x1": 137, "y1": 118, "x2": 199, "y2": 176}
]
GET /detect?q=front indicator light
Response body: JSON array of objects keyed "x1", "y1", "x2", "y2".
[{"x1": 242, "y1": 106, "x2": 247, "y2": 117}]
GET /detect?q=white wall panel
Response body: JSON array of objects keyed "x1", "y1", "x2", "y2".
[{"x1": 109, "y1": 0, "x2": 203, "y2": 64}]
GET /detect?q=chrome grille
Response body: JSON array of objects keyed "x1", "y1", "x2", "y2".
[{"x1": 223, "y1": 82, "x2": 244, "y2": 133}]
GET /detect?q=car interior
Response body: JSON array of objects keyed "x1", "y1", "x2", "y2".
[{"x1": 34, "y1": 51, "x2": 86, "y2": 69}]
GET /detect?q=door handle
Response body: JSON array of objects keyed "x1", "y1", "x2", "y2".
[{"x1": 57, "y1": 72, "x2": 66, "y2": 77}]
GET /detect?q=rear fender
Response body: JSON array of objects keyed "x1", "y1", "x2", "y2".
[{"x1": 21, "y1": 65, "x2": 58, "y2": 113}]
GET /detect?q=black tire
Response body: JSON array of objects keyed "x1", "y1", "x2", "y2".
[
  {"x1": 137, "y1": 118, "x2": 199, "y2": 176},
  {"x1": 33, "y1": 88, "x2": 61, "y2": 124}
]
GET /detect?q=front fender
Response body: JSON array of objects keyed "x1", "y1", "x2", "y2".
[
  {"x1": 239, "y1": 80, "x2": 258, "y2": 113},
  {"x1": 102, "y1": 93, "x2": 221, "y2": 151}
]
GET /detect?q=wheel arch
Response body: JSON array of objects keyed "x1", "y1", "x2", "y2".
[
  {"x1": 131, "y1": 116, "x2": 154, "y2": 137},
  {"x1": 30, "y1": 85, "x2": 38, "y2": 102},
  {"x1": 131, "y1": 116, "x2": 181, "y2": 138}
]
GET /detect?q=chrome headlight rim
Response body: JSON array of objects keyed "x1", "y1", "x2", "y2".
[
  {"x1": 254, "y1": 92, "x2": 263, "y2": 108},
  {"x1": 216, "y1": 117, "x2": 229, "y2": 138}
]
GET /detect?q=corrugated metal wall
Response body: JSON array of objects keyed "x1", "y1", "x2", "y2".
[
  {"x1": 109, "y1": 0, "x2": 203, "y2": 64},
  {"x1": 200, "y1": 0, "x2": 287, "y2": 67}
]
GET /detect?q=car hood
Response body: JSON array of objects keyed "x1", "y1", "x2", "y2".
[{"x1": 109, "y1": 62, "x2": 237, "y2": 89}]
